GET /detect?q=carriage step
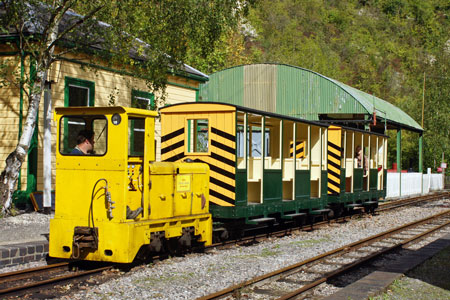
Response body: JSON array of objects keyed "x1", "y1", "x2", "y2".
[
  {"x1": 346, "y1": 203, "x2": 363, "y2": 208},
  {"x1": 310, "y1": 209, "x2": 331, "y2": 215},
  {"x1": 246, "y1": 217, "x2": 276, "y2": 225},
  {"x1": 363, "y1": 201, "x2": 378, "y2": 205},
  {"x1": 282, "y1": 212, "x2": 307, "y2": 220}
]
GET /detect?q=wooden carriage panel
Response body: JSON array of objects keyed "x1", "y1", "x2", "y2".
[
  {"x1": 160, "y1": 104, "x2": 237, "y2": 207},
  {"x1": 327, "y1": 126, "x2": 342, "y2": 195}
]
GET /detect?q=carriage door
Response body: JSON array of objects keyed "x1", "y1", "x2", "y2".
[
  {"x1": 235, "y1": 111, "x2": 248, "y2": 205},
  {"x1": 263, "y1": 117, "x2": 283, "y2": 203},
  {"x1": 205, "y1": 111, "x2": 237, "y2": 207}
]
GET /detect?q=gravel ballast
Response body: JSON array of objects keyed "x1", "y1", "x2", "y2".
[{"x1": 1, "y1": 198, "x2": 449, "y2": 299}]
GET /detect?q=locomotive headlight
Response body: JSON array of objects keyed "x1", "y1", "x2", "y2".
[{"x1": 111, "y1": 113, "x2": 121, "y2": 125}]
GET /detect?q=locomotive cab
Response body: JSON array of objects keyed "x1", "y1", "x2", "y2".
[{"x1": 49, "y1": 106, "x2": 212, "y2": 263}]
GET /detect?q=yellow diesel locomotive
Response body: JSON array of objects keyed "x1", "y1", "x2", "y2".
[{"x1": 49, "y1": 106, "x2": 212, "y2": 263}]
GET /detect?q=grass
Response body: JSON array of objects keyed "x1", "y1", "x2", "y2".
[
  {"x1": 133, "y1": 271, "x2": 197, "y2": 286},
  {"x1": 260, "y1": 247, "x2": 279, "y2": 257},
  {"x1": 232, "y1": 249, "x2": 281, "y2": 259},
  {"x1": 290, "y1": 237, "x2": 330, "y2": 247},
  {"x1": 207, "y1": 264, "x2": 229, "y2": 273},
  {"x1": 370, "y1": 246, "x2": 450, "y2": 300}
]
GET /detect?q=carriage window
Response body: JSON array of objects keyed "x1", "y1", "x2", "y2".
[
  {"x1": 187, "y1": 119, "x2": 209, "y2": 153},
  {"x1": 59, "y1": 116, "x2": 107, "y2": 155},
  {"x1": 129, "y1": 118, "x2": 145, "y2": 156},
  {"x1": 237, "y1": 124, "x2": 245, "y2": 158}
]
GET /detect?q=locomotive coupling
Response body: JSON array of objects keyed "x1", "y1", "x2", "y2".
[{"x1": 72, "y1": 226, "x2": 99, "y2": 259}]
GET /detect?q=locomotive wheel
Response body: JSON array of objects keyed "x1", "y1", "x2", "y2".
[
  {"x1": 166, "y1": 238, "x2": 181, "y2": 256},
  {"x1": 213, "y1": 228, "x2": 229, "y2": 243}
]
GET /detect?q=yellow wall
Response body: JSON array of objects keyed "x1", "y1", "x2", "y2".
[
  {"x1": 0, "y1": 51, "x2": 203, "y2": 192},
  {"x1": 0, "y1": 55, "x2": 32, "y2": 190}
]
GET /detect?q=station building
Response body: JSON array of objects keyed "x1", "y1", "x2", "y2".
[{"x1": 0, "y1": 19, "x2": 208, "y2": 206}]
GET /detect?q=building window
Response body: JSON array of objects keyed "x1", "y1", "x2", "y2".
[
  {"x1": 131, "y1": 89, "x2": 154, "y2": 110},
  {"x1": 128, "y1": 90, "x2": 154, "y2": 156},
  {"x1": 63, "y1": 77, "x2": 95, "y2": 151},
  {"x1": 64, "y1": 77, "x2": 95, "y2": 107}
]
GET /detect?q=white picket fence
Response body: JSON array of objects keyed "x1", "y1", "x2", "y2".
[{"x1": 386, "y1": 171, "x2": 444, "y2": 199}]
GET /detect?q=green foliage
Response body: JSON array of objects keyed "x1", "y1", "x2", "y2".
[
  {"x1": 1, "y1": 0, "x2": 249, "y2": 100},
  {"x1": 0, "y1": 0, "x2": 250, "y2": 212},
  {"x1": 233, "y1": 0, "x2": 450, "y2": 171},
  {"x1": 185, "y1": 28, "x2": 253, "y2": 74}
]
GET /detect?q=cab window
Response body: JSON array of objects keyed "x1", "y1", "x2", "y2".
[
  {"x1": 59, "y1": 116, "x2": 107, "y2": 155},
  {"x1": 128, "y1": 117, "x2": 145, "y2": 156}
]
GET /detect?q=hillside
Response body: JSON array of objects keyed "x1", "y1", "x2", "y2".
[{"x1": 187, "y1": 0, "x2": 450, "y2": 171}]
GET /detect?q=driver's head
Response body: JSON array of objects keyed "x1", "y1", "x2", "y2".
[{"x1": 76, "y1": 130, "x2": 95, "y2": 153}]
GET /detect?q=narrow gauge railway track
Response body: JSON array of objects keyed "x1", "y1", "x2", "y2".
[
  {"x1": 198, "y1": 210, "x2": 450, "y2": 300},
  {"x1": 206, "y1": 192, "x2": 449, "y2": 252},
  {"x1": 1, "y1": 193, "x2": 447, "y2": 298},
  {"x1": 377, "y1": 191, "x2": 450, "y2": 212},
  {"x1": 0, "y1": 262, "x2": 114, "y2": 299}
]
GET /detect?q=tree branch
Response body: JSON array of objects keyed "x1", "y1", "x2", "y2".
[
  {"x1": 41, "y1": 0, "x2": 73, "y2": 42},
  {"x1": 47, "y1": 4, "x2": 106, "y2": 52}
]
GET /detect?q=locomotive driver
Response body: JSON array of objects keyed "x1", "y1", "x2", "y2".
[{"x1": 71, "y1": 130, "x2": 95, "y2": 155}]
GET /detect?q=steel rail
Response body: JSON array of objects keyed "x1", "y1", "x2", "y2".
[
  {"x1": 206, "y1": 192, "x2": 448, "y2": 252},
  {"x1": 1, "y1": 192, "x2": 447, "y2": 298},
  {"x1": 197, "y1": 210, "x2": 450, "y2": 300},
  {"x1": 277, "y1": 212, "x2": 450, "y2": 300},
  {"x1": 0, "y1": 265, "x2": 112, "y2": 296},
  {"x1": 0, "y1": 262, "x2": 69, "y2": 282},
  {"x1": 377, "y1": 192, "x2": 449, "y2": 211}
]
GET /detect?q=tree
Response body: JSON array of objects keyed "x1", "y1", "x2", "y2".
[
  {"x1": 244, "y1": 0, "x2": 449, "y2": 171},
  {"x1": 0, "y1": 0, "x2": 248, "y2": 214}
]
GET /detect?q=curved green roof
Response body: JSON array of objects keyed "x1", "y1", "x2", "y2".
[{"x1": 198, "y1": 63, "x2": 422, "y2": 132}]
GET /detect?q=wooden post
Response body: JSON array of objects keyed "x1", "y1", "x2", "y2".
[
  {"x1": 419, "y1": 133, "x2": 423, "y2": 173},
  {"x1": 397, "y1": 128, "x2": 402, "y2": 197},
  {"x1": 43, "y1": 81, "x2": 52, "y2": 212}
]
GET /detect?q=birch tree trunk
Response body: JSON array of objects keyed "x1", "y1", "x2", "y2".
[
  {"x1": 0, "y1": 69, "x2": 48, "y2": 214},
  {"x1": 0, "y1": 19, "x2": 58, "y2": 214}
]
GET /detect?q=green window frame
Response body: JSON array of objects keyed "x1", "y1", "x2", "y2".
[
  {"x1": 186, "y1": 118, "x2": 209, "y2": 154},
  {"x1": 63, "y1": 77, "x2": 95, "y2": 151},
  {"x1": 129, "y1": 90, "x2": 154, "y2": 156},
  {"x1": 131, "y1": 89, "x2": 155, "y2": 110},
  {"x1": 64, "y1": 77, "x2": 95, "y2": 107}
]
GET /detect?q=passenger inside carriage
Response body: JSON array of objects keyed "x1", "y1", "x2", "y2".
[{"x1": 355, "y1": 145, "x2": 368, "y2": 175}]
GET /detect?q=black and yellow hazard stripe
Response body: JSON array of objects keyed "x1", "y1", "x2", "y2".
[
  {"x1": 161, "y1": 127, "x2": 185, "y2": 162},
  {"x1": 161, "y1": 123, "x2": 236, "y2": 207},
  {"x1": 327, "y1": 126, "x2": 342, "y2": 195},
  {"x1": 208, "y1": 126, "x2": 236, "y2": 206},
  {"x1": 289, "y1": 140, "x2": 305, "y2": 158}
]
